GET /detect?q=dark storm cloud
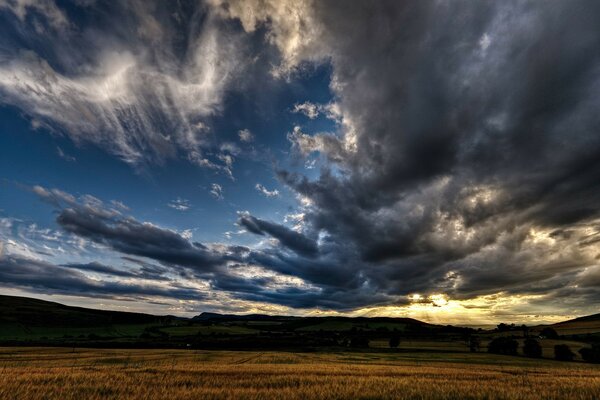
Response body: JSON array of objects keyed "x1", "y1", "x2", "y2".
[
  {"x1": 29, "y1": 184, "x2": 401, "y2": 310},
  {"x1": 231, "y1": 287, "x2": 395, "y2": 311},
  {"x1": 56, "y1": 206, "x2": 229, "y2": 272},
  {"x1": 62, "y1": 261, "x2": 170, "y2": 281},
  {"x1": 120, "y1": 257, "x2": 174, "y2": 280},
  {"x1": 0, "y1": 254, "x2": 203, "y2": 300},
  {"x1": 62, "y1": 261, "x2": 140, "y2": 278},
  {"x1": 27, "y1": 186, "x2": 365, "y2": 309},
  {"x1": 30, "y1": 184, "x2": 250, "y2": 273},
  {"x1": 208, "y1": 262, "x2": 394, "y2": 310},
  {"x1": 212, "y1": 0, "x2": 600, "y2": 311},
  {"x1": 33, "y1": 175, "x2": 598, "y2": 312},
  {"x1": 238, "y1": 214, "x2": 319, "y2": 257}
]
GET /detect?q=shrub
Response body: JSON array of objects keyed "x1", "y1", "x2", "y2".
[
  {"x1": 350, "y1": 336, "x2": 370, "y2": 348},
  {"x1": 389, "y1": 335, "x2": 400, "y2": 349},
  {"x1": 522, "y1": 338, "x2": 542, "y2": 358},
  {"x1": 468, "y1": 336, "x2": 480, "y2": 353},
  {"x1": 497, "y1": 323, "x2": 511, "y2": 332},
  {"x1": 540, "y1": 327, "x2": 559, "y2": 339},
  {"x1": 579, "y1": 345, "x2": 600, "y2": 363},
  {"x1": 554, "y1": 344, "x2": 575, "y2": 361},
  {"x1": 488, "y1": 337, "x2": 519, "y2": 355}
]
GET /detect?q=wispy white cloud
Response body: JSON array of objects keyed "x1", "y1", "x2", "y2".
[
  {"x1": 0, "y1": 2, "x2": 249, "y2": 171},
  {"x1": 210, "y1": 183, "x2": 224, "y2": 200},
  {"x1": 255, "y1": 183, "x2": 279, "y2": 198},
  {"x1": 56, "y1": 146, "x2": 75, "y2": 162},
  {"x1": 292, "y1": 101, "x2": 319, "y2": 119},
  {"x1": 167, "y1": 198, "x2": 191, "y2": 211},
  {"x1": 0, "y1": 0, "x2": 69, "y2": 30},
  {"x1": 180, "y1": 229, "x2": 194, "y2": 240},
  {"x1": 238, "y1": 128, "x2": 254, "y2": 142}
]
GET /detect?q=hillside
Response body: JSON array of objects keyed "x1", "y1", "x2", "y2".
[
  {"x1": 0, "y1": 295, "x2": 169, "y2": 326},
  {"x1": 0, "y1": 295, "x2": 173, "y2": 326},
  {"x1": 0, "y1": 295, "x2": 177, "y2": 341},
  {"x1": 1, "y1": 295, "x2": 598, "y2": 350},
  {"x1": 193, "y1": 311, "x2": 432, "y2": 331},
  {"x1": 0, "y1": 295, "x2": 448, "y2": 347},
  {"x1": 549, "y1": 313, "x2": 600, "y2": 335}
]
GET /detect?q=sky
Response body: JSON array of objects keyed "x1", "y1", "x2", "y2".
[{"x1": 1, "y1": 0, "x2": 600, "y2": 325}]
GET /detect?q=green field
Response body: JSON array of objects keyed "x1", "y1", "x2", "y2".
[
  {"x1": 0, "y1": 322, "x2": 158, "y2": 340},
  {"x1": 160, "y1": 324, "x2": 259, "y2": 336},
  {"x1": 296, "y1": 321, "x2": 412, "y2": 332}
]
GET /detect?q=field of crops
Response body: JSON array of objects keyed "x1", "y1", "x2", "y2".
[{"x1": 1, "y1": 347, "x2": 599, "y2": 400}]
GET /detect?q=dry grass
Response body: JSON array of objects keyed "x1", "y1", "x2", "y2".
[{"x1": 1, "y1": 347, "x2": 599, "y2": 399}]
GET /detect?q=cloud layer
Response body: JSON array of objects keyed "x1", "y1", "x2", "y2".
[
  {"x1": 1, "y1": 1, "x2": 600, "y2": 321},
  {"x1": 212, "y1": 0, "x2": 600, "y2": 315}
]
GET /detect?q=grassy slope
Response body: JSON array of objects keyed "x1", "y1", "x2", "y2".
[
  {"x1": 0, "y1": 295, "x2": 435, "y2": 341},
  {"x1": 0, "y1": 295, "x2": 170, "y2": 340},
  {"x1": 550, "y1": 314, "x2": 600, "y2": 335},
  {"x1": 0, "y1": 295, "x2": 164, "y2": 325},
  {"x1": 527, "y1": 314, "x2": 600, "y2": 336},
  {"x1": 1, "y1": 294, "x2": 599, "y2": 354}
]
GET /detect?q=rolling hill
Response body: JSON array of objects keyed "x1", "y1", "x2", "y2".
[
  {"x1": 1, "y1": 295, "x2": 598, "y2": 349},
  {"x1": 0, "y1": 295, "x2": 169, "y2": 326},
  {"x1": 549, "y1": 313, "x2": 600, "y2": 335},
  {"x1": 0, "y1": 295, "x2": 446, "y2": 346},
  {"x1": 0, "y1": 295, "x2": 177, "y2": 341}
]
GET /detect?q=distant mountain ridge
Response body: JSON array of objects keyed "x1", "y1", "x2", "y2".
[
  {"x1": 192, "y1": 312, "x2": 297, "y2": 321},
  {"x1": 193, "y1": 311, "x2": 432, "y2": 326}
]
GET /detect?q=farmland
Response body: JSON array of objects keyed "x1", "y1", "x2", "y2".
[
  {"x1": 1, "y1": 347, "x2": 599, "y2": 400},
  {"x1": 2, "y1": 296, "x2": 600, "y2": 399}
]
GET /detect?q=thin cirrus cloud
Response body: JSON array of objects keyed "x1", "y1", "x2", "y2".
[
  {"x1": 167, "y1": 198, "x2": 191, "y2": 211},
  {"x1": 0, "y1": 0, "x2": 248, "y2": 170}
]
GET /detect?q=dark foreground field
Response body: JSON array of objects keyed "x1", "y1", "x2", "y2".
[{"x1": 1, "y1": 347, "x2": 599, "y2": 400}]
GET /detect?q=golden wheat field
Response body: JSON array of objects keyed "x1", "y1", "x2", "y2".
[{"x1": 1, "y1": 347, "x2": 599, "y2": 400}]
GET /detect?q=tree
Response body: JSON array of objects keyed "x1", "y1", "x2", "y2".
[
  {"x1": 579, "y1": 345, "x2": 600, "y2": 363},
  {"x1": 522, "y1": 338, "x2": 542, "y2": 358},
  {"x1": 540, "y1": 327, "x2": 559, "y2": 339},
  {"x1": 554, "y1": 344, "x2": 575, "y2": 361},
  {"x1": 488, "y1": 337, "x2": 519, "y2": 355},
  {"x1": 468, "y1": 336, "x2": 480, "y2": 353},
  {"x1": 350, "y1": 336, "x2": 370, "y2": 348},
  {"x1": 389, "y1": 335, "x2": 400, "y2": 349}
]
